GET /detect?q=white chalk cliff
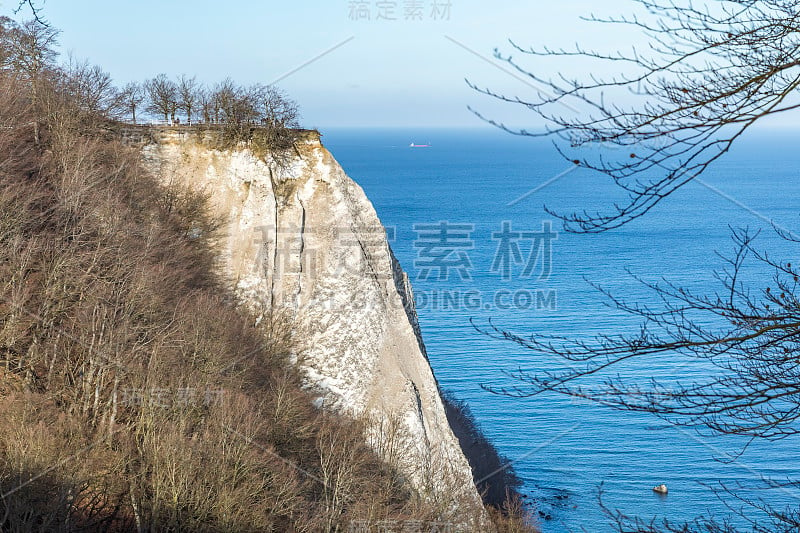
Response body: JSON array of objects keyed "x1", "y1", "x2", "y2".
[{"x1": 140, "y1": 129, "x2": 487, "y2": 527}]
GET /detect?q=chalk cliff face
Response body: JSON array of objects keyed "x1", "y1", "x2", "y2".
[{"x1": 141, "y1": 129, "x2": 486, "y2": 524}]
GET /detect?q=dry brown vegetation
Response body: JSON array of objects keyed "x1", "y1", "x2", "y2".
[
  {"x1": 0, "y1": 16, "x2": 536, "y2": 532},
  {"x1": 0, "y1": 68, "x2": 428, "y2": 532}
]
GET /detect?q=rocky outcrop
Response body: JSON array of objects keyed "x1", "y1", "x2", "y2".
[{"x1": 140, "y1": 128, "x2": 487, "y2": 527}]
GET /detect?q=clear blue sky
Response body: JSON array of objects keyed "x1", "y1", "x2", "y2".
[
  {"x1": 12, "y1": 0, "x2": 785, "y2": 131},
  {"x1": 1, "y1": 0, "x2": 648, "y2": 128}
]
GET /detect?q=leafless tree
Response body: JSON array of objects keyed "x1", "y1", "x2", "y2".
[
  {"x1": 3, "y1": 18, "x2": 58, "y2": 143},
  {"x1": 120, "y1": 81, "x2": 145, "y2": 124},
  {"x1": 213, "y1": 78, "x2": 259, "y2": 126},
  {"x1": 474, "y1": 1, "x2": 800, "y2": 531},
  {"x1": 144, "y1": 73, "x2": 177, "y2": 123},
  {"x1": 177, "y1": 74, "x2": 198, "y2": 124},
  {"x1": 196, "y1": 86, "x2": 212, "y2": 124},
  {"x1": 210, "y1": 78, "x2": 236, "y2": 125},
  {"x1": 61, "y1": 58, "x2": 120, "y2": 117},
  {"x1": 4, "y1": 18, "x2": 57, "y2": 82},
  {"x1": 256, "y1": 84, "x2": 299, "y2": 130},
  {"x1": 249, "y1": 84, "x2": 300, "y2": 158}
]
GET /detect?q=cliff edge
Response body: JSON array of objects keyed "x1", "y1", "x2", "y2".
[{"x1": 139, "y1": 128, "x2": 488, "y2": 526}]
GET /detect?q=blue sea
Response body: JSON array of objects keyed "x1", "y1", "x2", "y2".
[{"x1": 322, "y1": 127, "x2": 800, "y2": 532}]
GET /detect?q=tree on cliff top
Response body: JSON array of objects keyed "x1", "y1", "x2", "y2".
[
  {"x1": 145, "y1": 73, "x2": 177, "y2": 123},
  {"x1": 177, "y1": 74, "x2": 199, "y2": 124},
  {"x1": 120, "y1": 81, "x2": 145, "y2": 124},
  {"x1": 61, "y1": 58, "x2": 121, "y2": 118},
  {"x1": 475, "y1": 1, "x2": 800, "y2": 531}
]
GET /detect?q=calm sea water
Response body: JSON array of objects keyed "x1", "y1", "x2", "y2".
[{"x1": 321, "y1": 127, "x2": 800, "y2": 532}]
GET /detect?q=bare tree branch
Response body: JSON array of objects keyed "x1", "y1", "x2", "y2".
[
  {"x1": 474, "y1": 0, "x2": 800, "y2": 232},
  {"x1": 13, "y1": 0, "x2": 47, "y2": 26},
  {"x1": 478, "y1": 2, "x2": 800, "y2": 530}
]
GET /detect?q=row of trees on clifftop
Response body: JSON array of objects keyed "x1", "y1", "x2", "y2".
[
  {"x1": 121, "y1": 75, "x2": 299, "y2": 130},
  {"x1": 0, "y1": 16, "x2": 300, "y2": 143}
]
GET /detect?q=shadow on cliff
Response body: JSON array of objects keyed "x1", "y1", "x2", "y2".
[{"x1": 442, "y1": 393, "x2": 524, "y2": 509}]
